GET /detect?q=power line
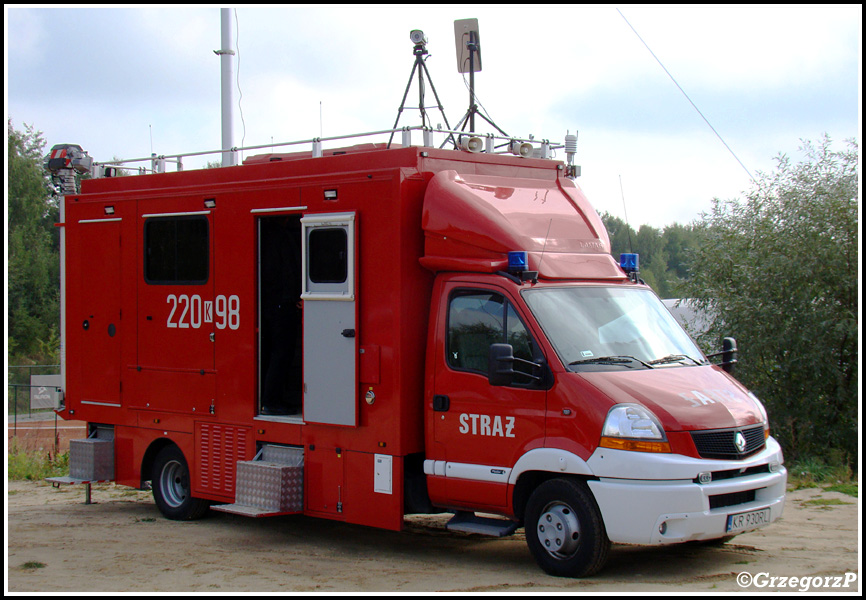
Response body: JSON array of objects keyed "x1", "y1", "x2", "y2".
[{"x1": 616, "y1": 8, "x2": 758, "y2": 187}]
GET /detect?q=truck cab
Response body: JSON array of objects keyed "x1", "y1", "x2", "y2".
[{"x1": 418, "y1": 169, "x2": 786, "y2": 577}]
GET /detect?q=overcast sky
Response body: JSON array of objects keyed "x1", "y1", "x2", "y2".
[{"x1": 6, "y1": 5, "x2": 861, "y2": 228}]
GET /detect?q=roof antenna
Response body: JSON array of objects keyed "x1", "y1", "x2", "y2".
[
  {"x1": 619, "y1": 174, "x2": 634, "y2": 253},
  {"x1": 534, "y1": 218, "x2": 553, "y2": 280}
]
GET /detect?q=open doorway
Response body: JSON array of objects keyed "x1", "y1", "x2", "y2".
[{"x1": 258, "y1": 215, "x2": 303, "y2": 416}]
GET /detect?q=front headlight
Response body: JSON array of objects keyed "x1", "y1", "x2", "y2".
[{"x1": 599, "y1": 404, "x2": 671, "y2": 453}]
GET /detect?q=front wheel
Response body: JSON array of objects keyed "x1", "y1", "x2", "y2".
[
  {"x1": 525, "y1": 478, "x2": 610, "y2": 577},
  {"x1": 151, "y1": 445, "x2": 209, "y2": 520}
]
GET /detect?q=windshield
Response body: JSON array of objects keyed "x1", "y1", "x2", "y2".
[{"x1": 522, "y1": 286, "x2": 706, "y2": 371}]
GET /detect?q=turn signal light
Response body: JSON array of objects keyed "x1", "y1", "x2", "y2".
[{"x1": 599, "y1": 437, "x2": 671, "y2": 453}]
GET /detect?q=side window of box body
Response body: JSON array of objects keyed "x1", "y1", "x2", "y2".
[
  {"x1": 144, "y1": 216, "x2": 210, "y2": 285},
  {"x1": 301, "y1": 213, "x2": 355, "y2": 300}
]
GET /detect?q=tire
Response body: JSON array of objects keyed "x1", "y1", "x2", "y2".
[
  {"x1": 525, "y1": 478, "x2": 610, "y2": 578},
  {"x1": 151, "y1": 445, "x2": 209, "y2": 521}
]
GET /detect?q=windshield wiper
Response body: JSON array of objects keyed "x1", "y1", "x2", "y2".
[
  {"x1": 569, "y1": 356, "x2": 654, "y2": 369},
  {"x1": 648, "y1": 354, "x2": 705, "y2": 366}
]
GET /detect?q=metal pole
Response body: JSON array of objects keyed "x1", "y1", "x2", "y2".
[
  {"x1": 12, "y1": 385, "x2": 18, "y2": 434},
  {"x1": 59, "y1": 185, "x2": 67, "y2": 407},
  {"x1": 468, "y1": 31, "x2": 476, "y2": 133},
  {"x1": 218, "y1": 8, "x2": 237, "y2": 167}
]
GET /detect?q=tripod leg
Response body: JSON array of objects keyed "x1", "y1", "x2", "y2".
[
  {"x1": 388, "y1": 60, "x2": 420, "y2": 147},
  {"x1": 419, "y1": 60, "x2": 453, "y2": 131},
  {"x1": 420, "y1": 60, "x2": 462, "y2": 148}
]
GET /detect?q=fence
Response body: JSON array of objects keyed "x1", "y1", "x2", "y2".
[
  {"x1": 8, "y1": 365, "x2": 72, "y2": 460},
  {"x1": 8, "y1": 364, "x2": 61, "y2": 420}
]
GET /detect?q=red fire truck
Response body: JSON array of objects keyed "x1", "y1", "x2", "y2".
[{"x1": 50, "y1": 131, "x2": 787, "y2": 577}]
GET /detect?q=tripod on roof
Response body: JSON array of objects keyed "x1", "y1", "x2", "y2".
[{"x1": 387, "y1": 30, "x2": 453, "y2": 148}]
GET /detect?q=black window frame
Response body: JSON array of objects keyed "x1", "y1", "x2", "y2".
[
  {"x1": 307, "y1": 227, "x2": 348, "y2": 284},
  {"x1": 143, "y1": 215, "x2": 210, "y2": 285}
]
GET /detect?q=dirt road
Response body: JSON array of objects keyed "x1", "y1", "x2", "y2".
[{"x1": 6, "y1": 479, "x2": 860, "y2": 593}]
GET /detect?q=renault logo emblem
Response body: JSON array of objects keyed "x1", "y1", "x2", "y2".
[{"x1": 734, "y1": 431, "x2": 747, "y2": 453}]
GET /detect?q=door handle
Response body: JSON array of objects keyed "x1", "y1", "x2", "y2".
[
  {"x1": 341, "y1": 328, "x2": 355, "y2": 338},
  {"x1": 433, "y1": 395, "x2": 450, "y2": 412}
]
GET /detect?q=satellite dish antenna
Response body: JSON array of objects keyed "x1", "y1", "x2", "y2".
[{"x1": 452, "y1": 19, "x2": 508, "y2": 138}]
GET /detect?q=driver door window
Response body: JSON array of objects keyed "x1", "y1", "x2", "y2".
[{"x1": 447, "y1": 290, "x2": 538, "y2": 385}]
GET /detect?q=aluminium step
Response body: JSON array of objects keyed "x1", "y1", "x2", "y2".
[
  {"x1": 46, "y1": 476, "x2": 113, "y2": 486},
  {"x1": 210, "y1": 503, "x2": 299, "y2": 518},
  {"x1": 445, "y1": 511, "x2": 519, "y2": 537},
  {"x1": 212, "y1": 445, "x2": 304, "y2": 518}
]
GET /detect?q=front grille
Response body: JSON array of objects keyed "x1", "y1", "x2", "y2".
[
  {"x1": 691, "y1": 425, "x2": 765, "y2": 460},
  {"x1": 709, "y1": 489, "x2": 757, "y2": 509},
  {"x1": 700, "y1": 464, "x2": 770, "y2": 483}
]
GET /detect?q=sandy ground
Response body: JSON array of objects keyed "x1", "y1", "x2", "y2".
[{"x1": 5, "y1": 477, "x2": 860, "y2": 594}]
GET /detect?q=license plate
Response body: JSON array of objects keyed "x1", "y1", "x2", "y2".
[{"x1": 726, "y1": 508, "x2": 771, "y2": 533}]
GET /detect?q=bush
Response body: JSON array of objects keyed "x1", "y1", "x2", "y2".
[
  {"x1": 7, "y1": 441, "x2": 69, "y2": 480},
  {"x1": 684, "y1": 137, "x2": 858, "y2": 466}
]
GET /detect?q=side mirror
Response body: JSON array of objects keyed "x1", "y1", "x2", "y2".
[
  {"x1": 708, "y1": 337, "x2": 738, "y2": 374},
  {"x1": 488, "y1": 343, "x2": 515, "y2": 387},
  {"x1": 488, "y1": 343, "x2": 544, "y2": 386},
  {"x1": 720, "y1": 337, "x2": 738, "y2": 374}
]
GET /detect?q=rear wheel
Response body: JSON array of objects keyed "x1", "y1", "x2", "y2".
[
  {"x1": 525, "y1": 478, "x2": 610, "y2": 577},
  {"x1": 151, "y1": 445, "x2": 209, "y2": 520}
]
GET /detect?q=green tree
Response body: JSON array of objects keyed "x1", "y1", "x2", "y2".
[
  {"x1": 600, "y1": 212, "x2": 634, "y2": 259},
  {"x1": 599, "y1": 212, "x2": 699, "y2": 298},
  {"x1": 663, "y1": 222, "x2": 697, "y2": 280},
  {"x1": 8, "y1": 119, "x2": 60, "y2": 364},
  {"x1": 684, "y1": 136, "x2": 859, "y2": 465}
]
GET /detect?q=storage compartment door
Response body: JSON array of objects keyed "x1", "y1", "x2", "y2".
[{"x1": 75, "y1": 217, "x2": 123, "y2": 406}]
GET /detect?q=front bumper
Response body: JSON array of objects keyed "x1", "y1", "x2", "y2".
[{"x1": 586, "y1": 437, "x2": 787, "y2": 545}]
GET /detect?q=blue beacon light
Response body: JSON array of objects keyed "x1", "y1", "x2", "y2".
[
  {"x1": 508, "y1": 251, "x2": 529, "y2": 273},
  {"x1": 619, "y1": 253, "x2": 639, "y2": 273},
  {"x1": 620, "y1": 253, "x2": 641, "y2": 282}
]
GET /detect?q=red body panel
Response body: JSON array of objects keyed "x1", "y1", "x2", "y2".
[{"x1": 420, "y1": 170, "x2": 623, "y2": 279}]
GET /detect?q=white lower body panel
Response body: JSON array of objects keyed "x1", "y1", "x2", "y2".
[{"x1": 586, "y1": 438, "x2": 787, "y2": 545}]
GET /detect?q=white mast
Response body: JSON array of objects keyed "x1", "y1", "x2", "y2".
[{"x1": 216, "y1": 8, "x2": 237, "y2": 167}]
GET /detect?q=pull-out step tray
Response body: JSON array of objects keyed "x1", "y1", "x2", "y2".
[
  {"x1": 46, "y1": 476, "x2": 113, "y2": 486},
  {"x1": 212, "y1": 445, "x2": 304, "y2": 518},
  {"x1": 446, "y1": 511, "x2": 519, "y2": 537},
  {"x1": 45, "y1": 476, "x2": 114, "y2": 505}
]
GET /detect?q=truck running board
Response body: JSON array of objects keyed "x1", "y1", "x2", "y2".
[
  {"x1": 212, "y1": 445, "x2": 304, "y2": 518},
  {"x1": 445, "y1": 511, "x2": 519, "y2": 537}
]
